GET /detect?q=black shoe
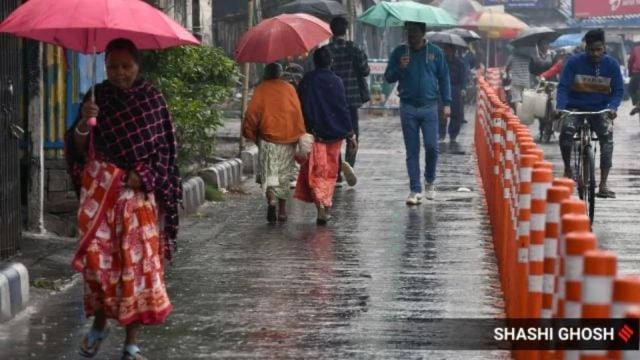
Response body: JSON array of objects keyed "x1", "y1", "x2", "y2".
[
  {"x1": 267, "y1": 205, "x2": 277, "y2": 223},
  {"x1": 596, "y1": 187, "x2": 616, "y2": 198},
  {"x1": 630, "y1": 107, "x2": 640, "y2": 116}
]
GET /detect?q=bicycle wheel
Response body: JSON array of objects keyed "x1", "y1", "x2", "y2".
[
  {"x1": 573, "y1": 143, "x2": 584, "y2": 199},
  {"x1": 541, "y1": 101, "x2": 554, "y2": 143},
  {"x1": 582, "y1": 145, "x2": 596, "y2": 223}
]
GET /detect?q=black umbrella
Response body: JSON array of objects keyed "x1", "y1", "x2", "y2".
[
  {"x1": 426, "y1": 32, "x2": 468, "y2": 48},
  {"x1": 278, "y1": 0, "x2": 347, "y2": 19},
  {"x1": 510, "y1": 26, "x2": 560, "y2": 48},
  {"x1": 443, "y1": 28, "x2": 481, "y2": 42}
]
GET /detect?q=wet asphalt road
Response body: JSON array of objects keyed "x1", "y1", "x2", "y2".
[
  {"x1": 9, "y1": 99, "x2": 640, "y2": 359},
  {"x1": 534, "y1": 100, "x2": 640, "y2": 275}
]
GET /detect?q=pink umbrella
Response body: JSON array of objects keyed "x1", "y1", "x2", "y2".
[
  {"x1": 234, "y1": 13, "x2": 332, "y2": 64},
  {"x1": 0, "y1": 0, "x2": 200, "y2": 125},
  {"x1": 0, "y1": 0, "x2": 199, "y2": 52}
]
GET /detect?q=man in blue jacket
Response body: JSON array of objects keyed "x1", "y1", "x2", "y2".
[
  {"x1": 556, "y1": 28, "x2": 624, "y2": 198},
  {"x1": 385, "y1": 21, "x2": 451, "y2": 205}
]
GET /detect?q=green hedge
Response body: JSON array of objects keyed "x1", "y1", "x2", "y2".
[{"x1": 142, "y1": 46, "x2": 239, "y2": 165}]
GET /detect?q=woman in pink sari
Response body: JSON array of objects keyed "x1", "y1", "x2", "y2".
[
  {"x1": 295, "y1": 47, "x2": 357, "y2": 224},
  {"x1": 65, "y1": 38, "x2": 180, "y2": 360}
]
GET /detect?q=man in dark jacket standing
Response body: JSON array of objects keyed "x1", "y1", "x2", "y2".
[
  {"x1": 385, "y1": 21, "x2": 451, "y2": 205},
  {"x1": 439, "y1": 43, "x2": 468, "y2": 144},
  {"x1": 322, "y1": 16, "x2": 370, "y2": 187}
]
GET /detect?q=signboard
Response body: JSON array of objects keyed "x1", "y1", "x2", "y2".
[
  {"x1": 574, "y1": 0, "x2": 640, "y2": 18},
  {"x1": 504, "y1": 0, "x2": 545, "y2": 9},
  {"x1": 362, "y1": 60, "x2": 400, "y2": 109}
]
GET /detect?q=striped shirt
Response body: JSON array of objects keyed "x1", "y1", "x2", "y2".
[
  {"x1": 322, "y1": 38, "x2": 370, "y2": 107},
  {"x1": 507, "y1": 53, "x2": 531, "y2": 88}
]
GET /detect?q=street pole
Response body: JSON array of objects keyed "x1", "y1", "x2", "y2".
[
  {"x1": 239, "y1": 0, "x2": 254, "y2": 155},
  {"x1": 27, "y1": 42, "x2": 44, "y2": 234}
]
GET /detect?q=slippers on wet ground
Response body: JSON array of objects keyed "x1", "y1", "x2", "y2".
[{"x1": 79, "y1": 327, "x2": 109, "y2": 358}]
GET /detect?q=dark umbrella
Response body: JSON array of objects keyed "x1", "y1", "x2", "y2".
[
  {"x1": 278, "y1": 0, "x2": 347, "y2": 19},
  {"x1": 427, "y1": 32, "x2": 468, "y2": 48},
  {"x1": 444, "y1": 27, "x2": 481, "y2": 42},
  {"x1": 510, "y1": 26, "x2": 560, "y2": 48}
]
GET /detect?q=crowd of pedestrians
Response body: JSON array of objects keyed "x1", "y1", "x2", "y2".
[
  {"x1": 60, "y1": 20, "x2": 473, "y2": 358},
  {"x1": 242, "y1": 17, "x2": 474, "y2": 214}
]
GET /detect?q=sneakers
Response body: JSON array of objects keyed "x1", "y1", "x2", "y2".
[
  {"x1": 341, "y1": 162, "x2": 357, "y2": 186},
  {"x1": 424, "y1": 183, "x2": 436, "y2": 200},
  {"x1": 406, "y1": 192, "x2": 423, "y2": 205}
]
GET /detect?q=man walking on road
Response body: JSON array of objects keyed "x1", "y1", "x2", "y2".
[
  {"x1": 322, "y1": 16, "x2": 370, "y2": 187},
  {"x1": 439, "y1": 43, "x2": 468, "y2": 144},
  {"x1": 384, "y1": 21, "x2": 451, "y2": 205}
]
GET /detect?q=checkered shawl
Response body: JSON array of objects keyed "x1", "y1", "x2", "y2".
[{"x1": 65, "y1": 80, "x2": 181, "y2": 258}]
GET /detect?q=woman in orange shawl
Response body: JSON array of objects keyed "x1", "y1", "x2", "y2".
[{"x1": 242, "y1": 63, "x2": 306, "y2": 223}]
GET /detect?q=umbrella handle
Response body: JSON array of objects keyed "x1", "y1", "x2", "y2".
[{"x1": 87, "y1": 43, "x2": 97, "y2": 127}]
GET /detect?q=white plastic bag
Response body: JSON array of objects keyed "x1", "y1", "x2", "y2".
[{"x1": 296, "y1": 133, "x2": 314, "y2": 157}]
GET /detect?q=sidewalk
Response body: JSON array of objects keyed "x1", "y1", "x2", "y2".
[{"x1": 0, "y1": 108, "x2": 510, "y2": 359}]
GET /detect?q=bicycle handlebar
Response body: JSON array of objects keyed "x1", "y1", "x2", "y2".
[{"x1": 558, "y1": 109, "x2": 612, "y2": 116}]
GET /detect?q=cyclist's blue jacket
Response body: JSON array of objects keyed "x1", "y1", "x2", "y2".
[{"x1": 556, "y1": 53, "x2": 624, "y2": 111}]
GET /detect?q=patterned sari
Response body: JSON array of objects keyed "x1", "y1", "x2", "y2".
[
  {"x1": 294, "y1": 140, "x2": 343, "y2": 207},
  {"x1": 71, "y1": 159, "x2": 172, "y2": 325},
  {"x1": 258, "y1": 140, "x2": 297, "y2": 199}
]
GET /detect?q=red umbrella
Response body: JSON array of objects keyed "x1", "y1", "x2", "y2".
[
  {"x1": 234, "y1": 13, "x2": 332, "y2": 64},
  {"x1": 0, "y1": 0, "x2": 199, "y2": 126}
]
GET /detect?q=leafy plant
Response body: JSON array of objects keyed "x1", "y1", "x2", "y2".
[
  {"x1": 205, "y1": 184, "x2": 224, "y2": 202},
  {"x1": 142, "y1": 46, "x2": 239, "y2": 165}
]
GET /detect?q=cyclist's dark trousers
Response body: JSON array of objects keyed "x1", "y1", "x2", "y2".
[
  {"x1": 629, "y1": 73, "x2": 640, "y2": 105},
  {"x1": 559, "y1": 114, "x2": 614, "y2": 171},
  {"x1": 439, "y1": 86, "x2": 464, "y2": 140},
  {"x1": 338, "y1": 106, "x2": 360, "y2": 177}
]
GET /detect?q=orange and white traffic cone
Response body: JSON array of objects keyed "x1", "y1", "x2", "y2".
[{"x1": 581, "y1": 250, "x2": 617, "y2": 360}]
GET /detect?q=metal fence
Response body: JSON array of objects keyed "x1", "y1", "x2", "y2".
[{"x1": 0, "y1": 0, "x2": 23, "y2": 258}]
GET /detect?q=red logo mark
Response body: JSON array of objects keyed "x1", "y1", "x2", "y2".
[{"x1": 618, "y1": 324, "x2": 634, "y2": 343}]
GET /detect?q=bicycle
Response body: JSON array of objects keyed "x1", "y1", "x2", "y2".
[
  {"x1": 559, "y1": 109, "x2": 612, "y2": 224},
  {"x1": 536, "y1": 80, "x2": 557, "y2": 143}
]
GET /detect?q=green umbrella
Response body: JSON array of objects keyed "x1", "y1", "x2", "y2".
[{"x1": 358, "y1": 0, "x2": 457, "y2": 28}]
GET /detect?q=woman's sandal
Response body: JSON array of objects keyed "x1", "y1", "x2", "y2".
[
  {"x1": 78, "y1": 327, "x2": 109, "y2": 358},
  {"x1": 122, "y1": 344, "x2": 148, "y2": 360}
]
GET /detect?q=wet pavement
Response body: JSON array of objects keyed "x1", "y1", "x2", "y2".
[
  {"x1": 534, "y1": 100, "x2": 640, "y2": 275},
  {"x1": 1, "y1": 107, "x2": 520, "y2": 359}
]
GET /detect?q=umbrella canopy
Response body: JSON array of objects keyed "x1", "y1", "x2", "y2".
[
  {"x1": 551, "y1": 33, "x2": 584, "y2": 48},
  {"x1": 426, "y1": 31, "x2": 468, "y2": 48},
  {"x1": 433, "y1": 0, "x2": 483, "y2": 19},
  {"x1": 510, "y1": 26, "x2": 559, "y2": 47},
  {"x1": 443, "y1": 27, "x2": 481, "y2": 42},
  {"x1": 234, "y1": 13, "x2": 331, "y2": 64},
  {"x1": 277, "y1": 0, "x2": 347, "y2": 19},
  {"x1": 358, "y1": 0, "x2": 457, "y2": 28},
  {"x1": 0, "y1": 0, "x2": 200, "y2": 53},
  {"x1": 458, "y1": 10, "x2": 528, "y2": 39}
]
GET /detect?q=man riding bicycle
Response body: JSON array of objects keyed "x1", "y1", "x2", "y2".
[{"x1": 555, "y1": 29, "x2": 624, "y2": 198}]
